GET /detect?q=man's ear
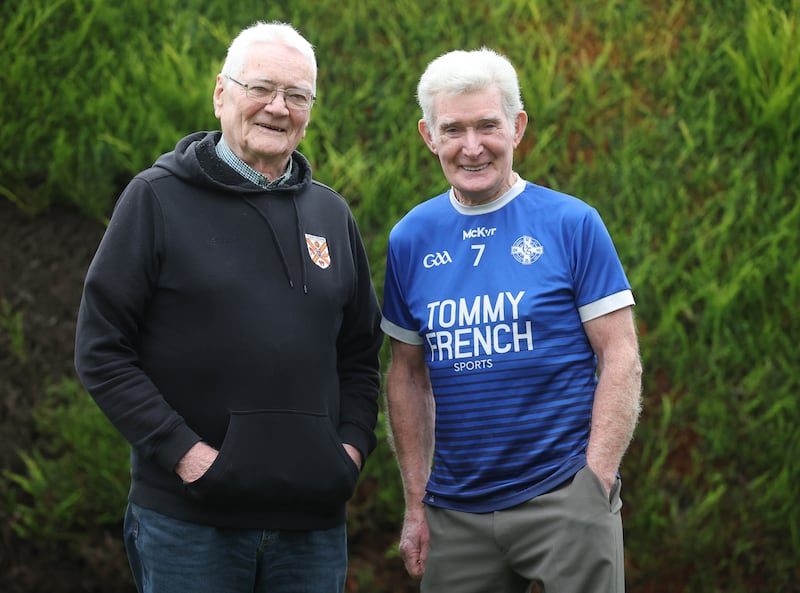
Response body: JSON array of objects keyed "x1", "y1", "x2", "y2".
[
  {"x1": 513, "y1": 111, "x2": 529, "y2": 148},
  {"x1": 418, "y1": 119, "x2": 438, "y2": 154},
  {"x1": 213, "y1": 76, "x2": 225, "y2": 117}
]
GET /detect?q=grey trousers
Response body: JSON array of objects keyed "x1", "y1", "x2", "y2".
[{"x1": 422, "y1": 465, "x2": 625, "y2": 593}]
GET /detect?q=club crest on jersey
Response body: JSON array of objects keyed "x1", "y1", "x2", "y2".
[
  {"x1": 511, "y1": 236, "x2": 544, "y2": 265},
  {"x1": 305, "y1": 233, "x2": 331, "y2": 269}
]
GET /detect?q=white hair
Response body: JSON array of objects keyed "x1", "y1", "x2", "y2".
[
  {"x1": 221, "y1": 21, "x2": 317, "y2": 91},
  {"x1": 417, "y1": 48, "x2": 523, "y2": 129}
]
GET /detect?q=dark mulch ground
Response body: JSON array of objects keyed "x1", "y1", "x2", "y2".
[{"x1": 0, "y1": 200, "x2": 416, "y2": 593}]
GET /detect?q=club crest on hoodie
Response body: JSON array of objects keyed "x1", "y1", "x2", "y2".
[{"x1": 305, "y1": 233, "x2": 331, "y2": 269}]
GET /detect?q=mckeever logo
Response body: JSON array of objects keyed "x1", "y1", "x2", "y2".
[
  {"x1": 463, "y1": 227, "x2": 497, "y2": 240},
  {"x1": 423, "y1": 251, "x2": 453, "y2": 268}
]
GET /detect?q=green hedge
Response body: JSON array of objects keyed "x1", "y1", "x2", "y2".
[{"x1": 2, "y1": 0, "x2": 798, "y2": 591}]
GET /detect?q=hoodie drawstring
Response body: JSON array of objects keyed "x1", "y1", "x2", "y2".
[
  {"x1": 242, "y1": 196, "x2": 307, "y2": 293},
  {"x1": 292, "y1": 196, "x2": 309, "y2": 294}
]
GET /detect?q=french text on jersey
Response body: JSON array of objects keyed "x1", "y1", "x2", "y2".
[{"x1": 424, "y1": 290, "x2": 533, "y2": 371}]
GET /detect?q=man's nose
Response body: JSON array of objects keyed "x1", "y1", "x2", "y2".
[
  {"x1": 263, "y1": 91, "x2": 290, "y2": 112},
  {"x1": 462, "y1": 129, "x2": 483, "y2": 156}
]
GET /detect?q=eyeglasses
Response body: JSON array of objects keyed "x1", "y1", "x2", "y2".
[{"x1": 225, "y1": 75, "x2": 315, "y2": 110}]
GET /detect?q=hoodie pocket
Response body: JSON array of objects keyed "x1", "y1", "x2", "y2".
[{"x1": 184, "y1": 409, "x2": 359, "y2": 508}]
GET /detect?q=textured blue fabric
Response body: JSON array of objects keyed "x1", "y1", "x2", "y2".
[
  {"x1": 124, "y1": 503, "x2": 347, "y2": 593},
  {"x1": 382, "y1": 178, "x2": 633, "y2": 512}
]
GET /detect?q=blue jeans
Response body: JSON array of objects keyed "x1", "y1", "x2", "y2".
[{"x1": 124, "y1": 503, "x2": 347, "y2": 593}]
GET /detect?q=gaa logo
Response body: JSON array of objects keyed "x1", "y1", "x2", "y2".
[
  {"x1": 511, "y1": 236, "x2": 543, "y2": 265},
  {"x1": 423, "y1": 251, "x2": 453, "y2": 268}
]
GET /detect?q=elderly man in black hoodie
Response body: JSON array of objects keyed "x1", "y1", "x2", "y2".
[{"x1": 74, "y1": 21, "x2": 383, "y2": 593}]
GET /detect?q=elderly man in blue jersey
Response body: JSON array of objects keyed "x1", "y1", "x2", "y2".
[{"x1": 382, "y1": 48, "x2": 643, "y2": 593}]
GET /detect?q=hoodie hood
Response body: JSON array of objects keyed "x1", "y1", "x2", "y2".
[
  {"x1": 153, "y1": 131, "x2": 314, "y2": 291},
  {"x1": 153, "y1": 131, "x2": 313, "y2": 196}
]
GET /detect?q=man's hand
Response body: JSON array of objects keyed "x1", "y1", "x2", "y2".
[
  {"x1": 174, "y1": 441, "x2": 218, "y2": 483},
  {"x1": 399, "y1": 507, "x2": 430, "y2": 578},
  {"x1": 343, "y1": 443, "x2": 363, "y2": 470},
  {"x1": 587, "y1": 462, "x2": 617, "y2": 497}
]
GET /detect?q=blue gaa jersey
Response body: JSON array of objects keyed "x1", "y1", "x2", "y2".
[{"x1": 382, "y1": 177, "x2": 634, "y2": 513}]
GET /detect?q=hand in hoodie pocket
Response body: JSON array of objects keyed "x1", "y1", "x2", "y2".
[{"x1": 184, "y1": 409, "x2": 359, "y2": 509}]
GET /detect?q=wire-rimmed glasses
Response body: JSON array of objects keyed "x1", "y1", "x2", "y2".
[{"x1": 225, "y1": 75, "x2": 315, "y2": 110}]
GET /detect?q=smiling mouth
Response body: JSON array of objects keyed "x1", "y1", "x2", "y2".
[
  {"x1": 461, "y1": 164, "x2": 489, "y2": 172},
  {"x1": 256, "y1": 122, "x2": 286, "y2": 133}
]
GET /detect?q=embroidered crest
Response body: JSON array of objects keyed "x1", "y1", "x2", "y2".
[
  {"x1": 511, "y1": 235, "x2": 544, "y2": 265},
  {"x1": 305, "y1": 233, "x2": 331, "y2": 269}
]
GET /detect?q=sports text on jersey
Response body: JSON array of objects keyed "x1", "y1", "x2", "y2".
[
  {"x1": 423, "y1": 290, "x2": 533, "y2": 362},
  {"x1": 462, "y1": 227, "x2": 497, "y2": 240}
]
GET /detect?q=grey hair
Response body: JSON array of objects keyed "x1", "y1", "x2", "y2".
[
  {"x1": 417, "y1": 48, "x2": 523, "y2": 130},
  {"x1": 220, "y1": 21, "x2": 317, "y2": 92}
]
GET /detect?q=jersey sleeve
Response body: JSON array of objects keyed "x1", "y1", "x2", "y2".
[
  {"x1": 380, "y1": 232, "x2": 424, "y2": 345},
  {"x1": 573, "y1": 208, "x2": 635, "y2": 322}
]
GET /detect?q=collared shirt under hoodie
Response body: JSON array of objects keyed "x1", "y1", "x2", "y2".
[
  {"x1": 215, "y1": 134, "x2": 293, "y2": 188},
  {"x1": 74, "y1": 131, "x2": 383, "y2": 530}
]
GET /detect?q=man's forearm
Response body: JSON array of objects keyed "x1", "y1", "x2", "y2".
[
  {"x1": 586, "y1": 351, "x2": 643, "y2": 487},
  {"x1": 385, "y1": 349, "x2": 435, "y2": 507}
]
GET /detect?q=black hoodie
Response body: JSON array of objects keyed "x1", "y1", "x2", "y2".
[{"x1": 75, "y1": 131, "x2": 383, "y2": 529}]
